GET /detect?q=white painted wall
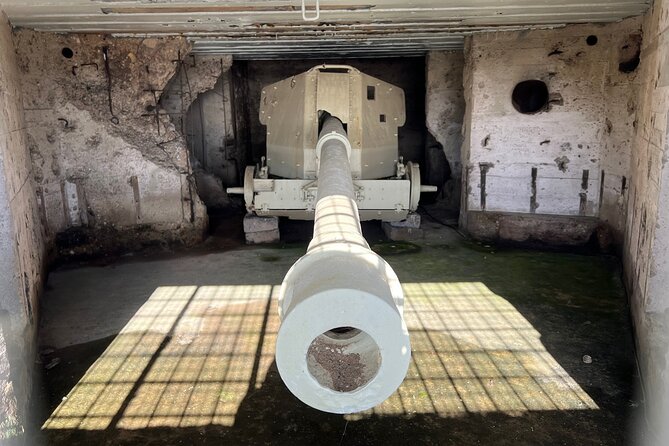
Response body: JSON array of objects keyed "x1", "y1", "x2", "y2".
[
  {"x1": 623, "y1": 0, "x2": 669, "y2": 442},
  {"x1": 462, "y1": 19, "x2": 641, "y2": 233}
]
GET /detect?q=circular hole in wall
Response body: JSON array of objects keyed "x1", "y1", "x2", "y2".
[
  {"x1": 512, "y1": 80, "x2": 549, "y2": 114},
  {"x1": 619, "y1": 33, "x2": 642, "y2": 73},
  {"x1": 61, "y1": 47, "x2": 74, "y2": 59},
  {"x1": 586, "y1": 35, "x2": 598, "y2": 46},
  {"x1": 307, "y1": 327, "x2": 381, "y2": 393},
  {"x1": 619, "y1": 53, "x2": 641, "y2": 73}
]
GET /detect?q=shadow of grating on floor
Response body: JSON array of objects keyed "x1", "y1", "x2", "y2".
[{"x1": 41, "y1": 281, "x2": 597, "y2": 435}]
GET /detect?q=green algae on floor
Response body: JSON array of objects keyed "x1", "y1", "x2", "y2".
[
  {"x1": 33, "y1": 219, "x2": 640, "y2": 446},
  {"x1": 259, "y1": 255, "x2": 280, "y2": 262},
  {"x1": 370, "y1": 241, "x2": 422, "y2": 256}
]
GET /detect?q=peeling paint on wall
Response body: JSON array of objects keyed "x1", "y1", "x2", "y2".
[
  {"x1": 14, "y1": 30, "x2": 208, "y2": 255},
  {"x1": 554, "y1": 156, "x2": 570, "y2": 172}
]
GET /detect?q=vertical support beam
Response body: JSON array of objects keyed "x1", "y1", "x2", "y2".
[
  {"x1": 530, "y1": 167, "x2": 538, "y2": 213},
  {"x1": 579, "y1": 169, "x2": 589, "y2": 216},
  {"x1": 479, "y1": 163, "x2": 489, "y2": 211},
  {"x1": 130, "y1": 175, "x2": 141, "y2": 223}
]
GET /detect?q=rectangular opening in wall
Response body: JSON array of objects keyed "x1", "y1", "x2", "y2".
[{"x1": 367, "y1": 85, "x2": 375, "y2": 100}]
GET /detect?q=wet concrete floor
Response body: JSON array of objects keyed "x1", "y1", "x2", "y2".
[{"x1": 31, "y1": 213, "x2": 641, "y2": 445}]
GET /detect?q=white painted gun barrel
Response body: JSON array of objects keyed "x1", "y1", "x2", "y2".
[{"x1": 275, "y1": 117, "x2": 411, "y2": 414}]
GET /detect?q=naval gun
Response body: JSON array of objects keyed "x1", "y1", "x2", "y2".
[{"x1": 228, "y1": 65, "x2": 435, "y2": 413}]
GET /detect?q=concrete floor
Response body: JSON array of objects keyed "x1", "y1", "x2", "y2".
[{"x1": 31, "y1": 214, "x2": 640, "y2": 445}]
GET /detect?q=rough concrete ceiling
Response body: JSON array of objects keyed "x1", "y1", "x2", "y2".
[{"x1": 1, "y1": 1, "x2": 652, "y2": 58}]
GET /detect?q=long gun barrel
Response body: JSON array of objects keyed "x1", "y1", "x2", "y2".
[{"x1": 275, "y1": 116, "x2": 411, "y2": 414}]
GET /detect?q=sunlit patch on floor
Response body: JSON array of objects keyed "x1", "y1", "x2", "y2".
[
  {"x1": 42, "y1": 281, "x2": 597, "y2": 432},
  {"x1": 42, "y1": 285, "x2": 278, "y2": 430},
  {"x1": 348, "y1": 282, "x2": 598, "y2": 420}
]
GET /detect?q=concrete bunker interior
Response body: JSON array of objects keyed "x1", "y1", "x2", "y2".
[
  {"x1": 1, "y1": 1, "x2": 669, "y2": 445},
  {"x1": 161, "y1": 57, "x2": 434, "y2": 224}
]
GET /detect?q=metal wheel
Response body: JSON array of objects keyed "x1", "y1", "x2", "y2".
[{"x1": 406, "y1": 161, "x2": 421, "y2": 211}]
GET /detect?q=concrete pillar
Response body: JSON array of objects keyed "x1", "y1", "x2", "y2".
[
  {"x1": 624, "y1": 0, "x2": 669, "y2": 443},
  {"x1": 0, "y1": 11, "x2": 45, "y2": 444}
]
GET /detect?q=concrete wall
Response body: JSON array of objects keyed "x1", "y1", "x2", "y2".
[
  {"x1": 14, "y1": 31, "x2": 208, "y2": 257},
  {"x1": 0, "y1": 13, "x2": 45, "y2": 444},
  {"x1": 425, "y1": 51, "x2": 465, "y2": 211},
  {"x1": 623, "y1": 0, "x2": 669, "y2": 442},
  {"x1": 159, "y1": 55, "x2": 236, "y2": 210},
  {"x1": 461, "y1": 19, "x2": 642, "y2": 244},
  {"x1": 184, "y1": 71, "x2": 238, "y2": 184}
]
